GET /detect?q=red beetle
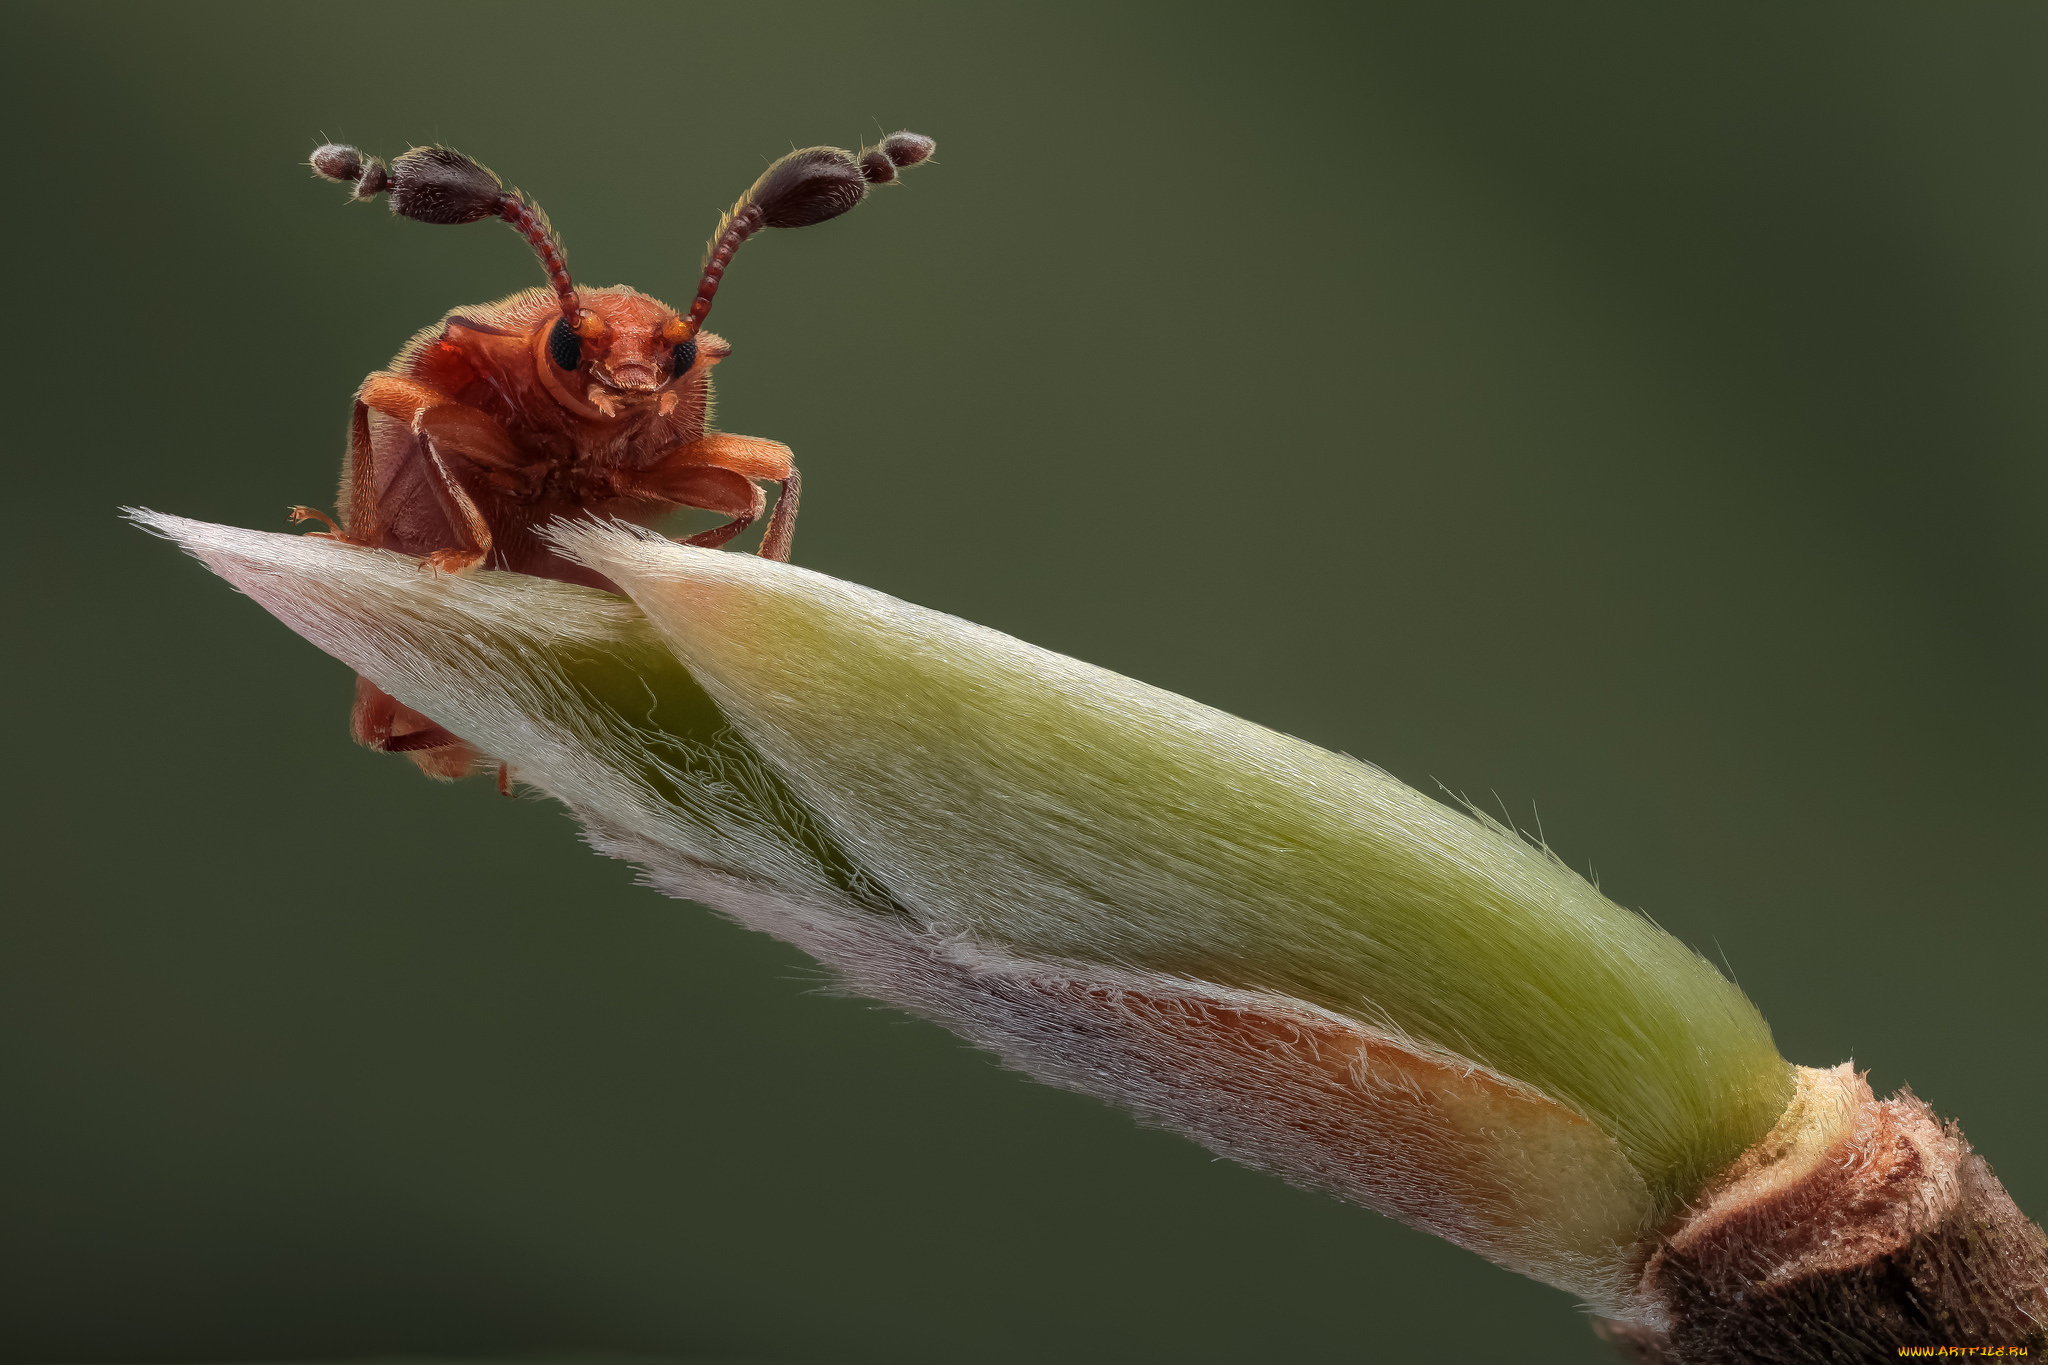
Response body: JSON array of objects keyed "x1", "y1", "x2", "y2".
[{"x1": 292, "y1": 133, "x2": 936, "y2": 783}]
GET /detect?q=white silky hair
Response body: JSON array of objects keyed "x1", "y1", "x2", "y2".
[
  {"x1": 131, "y1": 509, "x2": 1798, "y2": 1323},
  {"x1": 549, "y1": 523, "x2": 1790, "y2": 1216}
]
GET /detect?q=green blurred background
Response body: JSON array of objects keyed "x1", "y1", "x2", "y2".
[{"x1": 2, "y1": 4, "x2": 2041, "y2": 1361}]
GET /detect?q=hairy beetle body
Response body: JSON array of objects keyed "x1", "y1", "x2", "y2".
[{"x1": 295, "y1": 134, "x2": 936, "y2": 781}]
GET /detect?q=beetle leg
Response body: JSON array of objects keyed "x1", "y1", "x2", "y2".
[
  {"x1": 339, "y1": 399, "x2": 383, "y2": 545},
  {"x1": 620, "y1": 459, "x2": 767, "y2": 550},
  {"x1": 674, "y1": 435, "x2": 798, "y2": 561},
  {"x1": 412, "y1": 414, "x2": 496, "y2": 575},
  {"x1": 758, "y1": 468, "x2": 801, "y2": 563},
  {"x1": 676, "y1": 466, "x2": 765, "y2": 550},
  {"x1": 288, "y1": 505, "x2": 344, "y2": 538},
  {"x1": 629, "y1": 436, "x2": 801, "y2": 557},
  {"x1": 359, "y1": 377, "x2": 540, "y2": 572},
  {"x1": 668, "y1": 433, "x2": 794, "y2": 480},
  {"x1": 385, "y1": 727, "x2": 470, "y2": 753},
  {"x1": 350, "y1": 676, "x2": 479, "y2": 780}
]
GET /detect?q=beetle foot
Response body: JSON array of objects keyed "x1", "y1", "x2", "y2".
[
  {"x1": 287, "y1": 505, "x2": 346, "y2": 539},
  {"x1": 421, "y1": 548, "x2": 487, "y2": 575}
]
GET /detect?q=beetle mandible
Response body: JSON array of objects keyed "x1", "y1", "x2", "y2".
[{"x1": 292, "y1": 132, "x2": 936, "y2": 783}]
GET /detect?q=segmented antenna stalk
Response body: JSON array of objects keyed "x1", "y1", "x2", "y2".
[
  {"x1": 676, "y1": 132, "x2": 937, "y2": 341},
  {"x1": 311, "y1": 142, "x2": 581, "y2": 325},
  {"x1": 679, "y1": 204, "x2": 766, "y2": 340},
  {"x1": 499, "y1": 194, "x2": 579, "y2": 324}
]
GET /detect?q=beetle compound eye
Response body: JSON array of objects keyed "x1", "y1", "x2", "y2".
[
  {"x1": 548, "y1": 317, "x2": 582, "y2": 370},
  {"x1": 670, "y1": 340, "x2": 697, "y2": 379}
]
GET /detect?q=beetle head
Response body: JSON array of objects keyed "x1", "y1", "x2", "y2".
[{"x1": 528, "y1": 289, "x2": 730, "y2": 421}]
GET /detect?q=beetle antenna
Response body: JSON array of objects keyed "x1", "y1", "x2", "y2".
[
  {"x1": 676, "y1": 131, "x2": 935, "y2": 341},
  {"x1": 311, "y1": 143, "x2": 581, "y2": 327}
]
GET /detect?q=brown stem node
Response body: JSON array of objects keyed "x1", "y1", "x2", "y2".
[{"x1": 1599, "y1": 1065, "x2": 2048, "y2": 1363}]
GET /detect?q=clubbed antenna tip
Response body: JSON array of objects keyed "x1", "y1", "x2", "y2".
[
  {"x1": 306, "y1": 141, "x2": 580, "y2": 324},
  {"x1": 676, "y1": 131, "x2": 938, "y2": 339},
  {"x1": 860, "y1": 130, "x2": 936, "y2": 184},
  {"x1": 310, "y1": 143, "x2": 391, "y2": 200}
]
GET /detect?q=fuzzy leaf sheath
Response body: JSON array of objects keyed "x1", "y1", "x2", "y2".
[{"x1": 133, "y1": 512, "x2": 2046, "y2": 1358}]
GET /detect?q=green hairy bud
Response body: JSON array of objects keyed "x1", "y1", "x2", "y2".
[{"x1": 134, "y1": 510, "x2": 1796, "y2": 1320}]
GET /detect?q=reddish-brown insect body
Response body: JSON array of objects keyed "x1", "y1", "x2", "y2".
[{"x1": 294, "y1": 134, "x2": 937, "y2": 782}]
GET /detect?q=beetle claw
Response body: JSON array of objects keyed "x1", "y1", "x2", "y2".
[{"x1": 287, "y1": 505, "x2": 344, "y2": 538}]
